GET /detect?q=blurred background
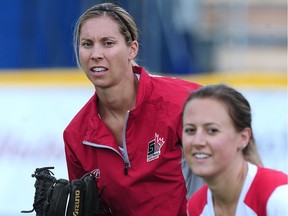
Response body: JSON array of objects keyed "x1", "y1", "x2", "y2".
[
  {"x1": 0, "y1": 0, "x2": 286, "y2": 73},
  {"x1": 0, "y1": 0, "x2": 287, "y2": 215}
]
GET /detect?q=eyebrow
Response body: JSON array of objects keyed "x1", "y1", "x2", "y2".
[
  {"x1": 183, "y1": 122, "x2": 220, "y2": 127},
  {"x1": 80, "y1": 36, "x2": 117, "y2": 41}
]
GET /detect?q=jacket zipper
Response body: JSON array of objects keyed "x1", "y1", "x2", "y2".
[
  {"x1": 122, "y1": 110, "x2": 131, "y2": 175},
  {"x1": 83, "y1": 110, "x2": 131, "y2": 175},
  {"x1": 83, "y1": 140, "x2": 131, "y2": 175}
]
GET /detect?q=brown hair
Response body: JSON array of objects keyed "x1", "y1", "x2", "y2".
[
  {"x1": 182, "y1": 84, "x2": 263, "y2": 166},
  {"x1": 73, "y1": 3, "x2": 138, "y2": 67}
]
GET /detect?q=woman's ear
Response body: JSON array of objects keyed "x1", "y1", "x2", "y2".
[
  {"x1": 238, "y1": 127, "x2": 251, "y2": 150},
  {"x1": 129, "y1": 41, "x2": 139, "y2": 60}
]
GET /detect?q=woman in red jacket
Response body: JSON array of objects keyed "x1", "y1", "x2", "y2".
[{"x1": 64, "y1": 2, "x2": 202, "y2": 216}]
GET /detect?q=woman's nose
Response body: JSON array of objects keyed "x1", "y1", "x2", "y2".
[
  {"x1": 91, "y1": 47, "x2": 103, "y2": 61},
  {"x1": 192, "y1": 131, "x2": 206, "y2": 147}
]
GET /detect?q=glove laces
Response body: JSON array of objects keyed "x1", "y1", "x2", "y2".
[{"x1": 21, "y1": 167, "x2": 56, "y2": 216}]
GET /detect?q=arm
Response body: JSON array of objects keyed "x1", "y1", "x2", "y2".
[{"x1": 63, "y1": 130, "x2": 86, "y2": 180}]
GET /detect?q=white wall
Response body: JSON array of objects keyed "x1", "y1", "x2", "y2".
[{"x1": 0, "y1": 86, "x2": 287, "y2": 215}]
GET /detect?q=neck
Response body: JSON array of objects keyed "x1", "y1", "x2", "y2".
[
  {"x1": 207, "y1": 161, "x2": 248, "y2": 215},
  {"x1": 97, "y1": 73, "x2": 138, "y2": 118}
]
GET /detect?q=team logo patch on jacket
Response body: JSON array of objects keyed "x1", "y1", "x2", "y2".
[{"x1": 147, "y1": 133, "x2": 165, "y2": 162}]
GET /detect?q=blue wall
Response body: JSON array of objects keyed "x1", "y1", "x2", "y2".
[
  {"x1": 0, "y1": 0, "x2": 206, "y2": 73},
  {"x1": 0, "y1": 0, "x2": 81, "y2": 69}
]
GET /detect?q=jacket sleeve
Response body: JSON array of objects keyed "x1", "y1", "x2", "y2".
[{"x1": 63, "y1": 129, "x2": 86, "y2": 180}]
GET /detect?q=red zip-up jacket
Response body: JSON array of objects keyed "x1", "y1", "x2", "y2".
[{"x1": 64, "y1": 66, "x2": 201, "y2": 216}]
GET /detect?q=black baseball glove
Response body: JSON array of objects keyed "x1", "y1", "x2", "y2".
[{"x1": 21, "y1": 167, "x2": 107, "y2": 216}]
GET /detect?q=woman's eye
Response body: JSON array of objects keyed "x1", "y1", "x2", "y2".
[
  {"x1": 81, "y1": 41, "x2": 92, "y2": 47},
  {"x1": 184, "y1": 127, "x2": 196, "y2": 134},
  {"x1": 207, "y1": 128, "x2": 218, "y2": 134},
  {"x1": 103, "y1": 41, "x2": 114, "y2": 46}
]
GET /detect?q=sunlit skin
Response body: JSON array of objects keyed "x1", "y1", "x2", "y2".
[
  {"x1": 79, "y1": 16, "x2": 138, "y2": 96},
  {"x1": 78, "y1": 16, "x2": 139, "y2": 146},
  {"x1": 182, "y1": 98, "x2": 252, "y2": 214}
]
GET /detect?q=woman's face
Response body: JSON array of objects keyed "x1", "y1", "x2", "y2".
[
  {"x1": 79, "y1": 16, "x2": 138, "y2": 88},
  {"x1": 182, "y1": 98, "x2": 249, "y2": 180}
]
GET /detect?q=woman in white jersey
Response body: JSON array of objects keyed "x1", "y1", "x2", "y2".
[{"x1": 182, "y1": 84, "x2": 288, "y2": 216}]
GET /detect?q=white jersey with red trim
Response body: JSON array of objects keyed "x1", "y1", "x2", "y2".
[{"x1": 187, "y1": 163, "x2": 288, "y2": 216}]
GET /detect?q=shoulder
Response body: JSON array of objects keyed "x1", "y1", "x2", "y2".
[
  {"x1": 245, "y1": 165, "x2": 288, "y2": 215},
  {"x1": 253, "y1": 166, "x2": 287, "y2": 187},
  {"x1": 143, "y1": 69, "x2": 201, "y2": 103},
  {"x1": 150, "y1": 73, "x2": 201, "y2": 91},
  {"x1": 136, "y1": 66, "x2": 201, "y2": 93},
  {"x1": 135, "y1": 67, "x2": 202, "y2": 115},
  {"x1": 64, "y1": 93, "x2": 97, "y2": 133},
  {"x1": 267, "y1": 184, "x2": 288, "y2": 216},
  {"x1": 187, "y1": 185, "x2": 209, "y2": 216}
]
